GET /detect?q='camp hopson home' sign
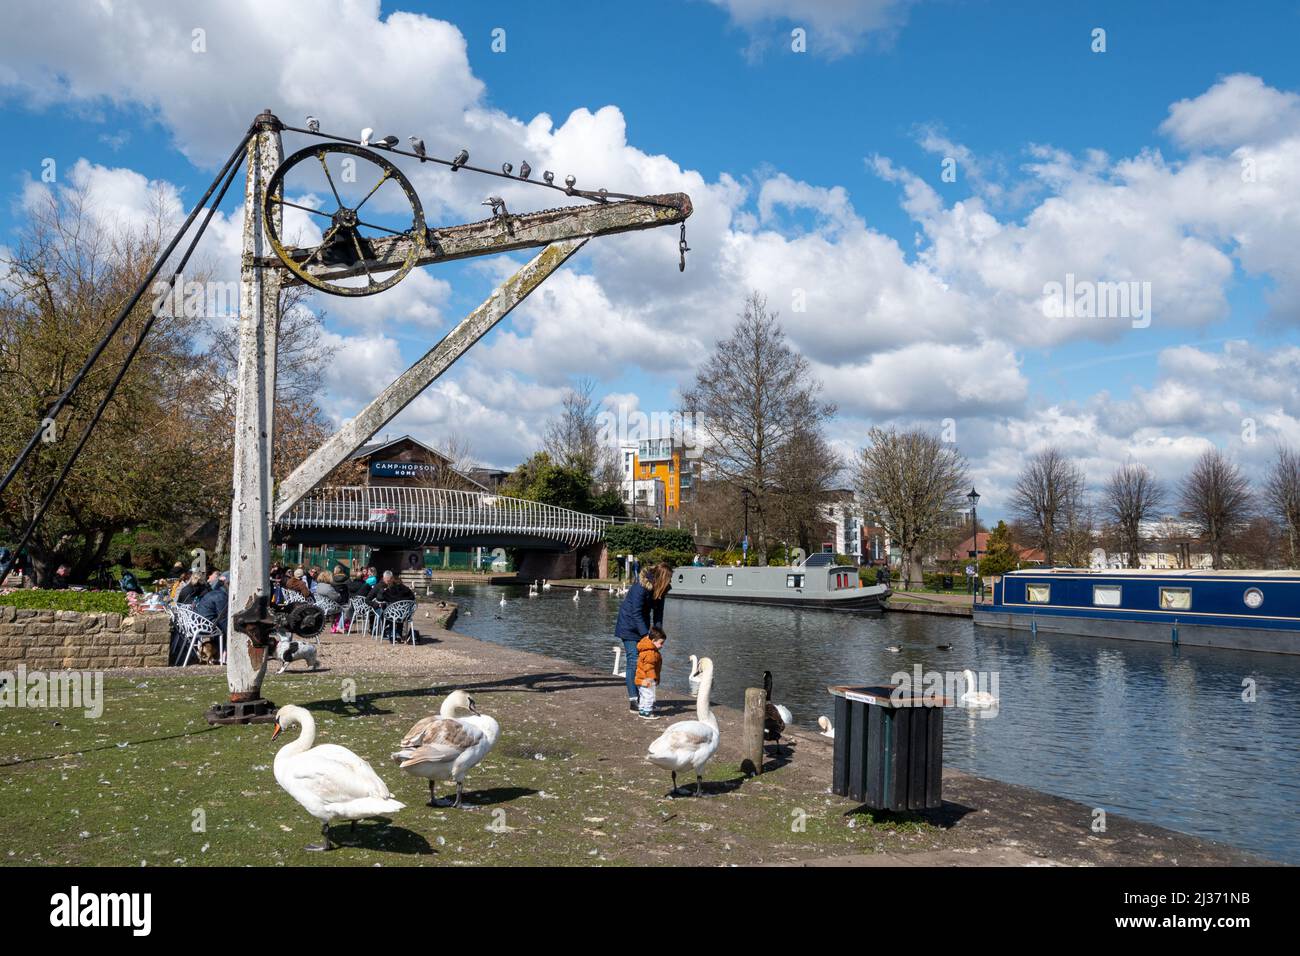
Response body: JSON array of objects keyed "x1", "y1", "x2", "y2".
[{"x1": 370, "y1": 460, "x2": 440, "y2": 479}]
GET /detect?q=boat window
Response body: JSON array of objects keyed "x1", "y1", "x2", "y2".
[
  {"x1": 676, "y1": 573, "x2": 683, "y2": 583},
  {"x1": 1244, "y1": 587, "x2": 1264, "y2": 609},
  {"x1": 1026, "y1": 583, "x2": 1051, "y2": 604},
  {"x1": 1093, "y1": 585, "x2": 1122, "y2": 607},
  {"x1": 786, "y1": 574, "x2": 804, "y2": 589},
  {"x1": 726, "y1": 574, "x2": 733, "y2": 587},
  {"x1": 700, "y1": 574, "x2": 707, "y2": 584},
  {"x1": 1159, "y1": 587, "x2": 1192, "y2": 610}
]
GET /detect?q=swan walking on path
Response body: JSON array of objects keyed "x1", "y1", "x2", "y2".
[
  {"x1": 392, "y1": 690, "x2": 500, "y2": 808},
  {"x1": 647, "y1": 657, "x2": 720, "y2": 797},
  {"x1": 817, "y1": 715, "x2": 835, "y2": 738},
  {"x1": 272, "y1": 705, "x2": 405, "y2": 851}
]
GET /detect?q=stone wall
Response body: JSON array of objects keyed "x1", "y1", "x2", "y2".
[{"x1": 0, "y1": 605, "x2": 170, "y2": 670}]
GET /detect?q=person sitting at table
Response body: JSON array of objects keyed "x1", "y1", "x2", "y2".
[
  {"x1": 369, "y1": 570, "x2": 413, "y2": 609},
  {"x1": 283, "y1": 568, "x2": 312, "y2": 600}
]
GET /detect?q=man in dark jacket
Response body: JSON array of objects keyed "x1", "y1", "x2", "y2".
[
  {"x1": 176, "y1": 572, "x2": 209, "y2": 605},
  {"x1": 370, "y1": 570, "x2": 414, "y2": 608},
  {"x1": 194, "y1": 574, "x2": 229, "y2": 634}
]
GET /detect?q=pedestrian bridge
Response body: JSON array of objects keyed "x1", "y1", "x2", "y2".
[{"x1": 275, "y1": 486, "x2": 609, "y2": 551}]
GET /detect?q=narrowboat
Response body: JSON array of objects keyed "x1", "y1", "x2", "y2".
[
  {"x1": 669, "y1": 554, "x2": 889, "y2": 611},
  {"x1": 975, "y1": 568, "x2": 1300, "y2": 655}
]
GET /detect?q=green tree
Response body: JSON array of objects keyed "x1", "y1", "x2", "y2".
[{"x1": 979, "y1": 521, "x2": 1020, "y2": 576}]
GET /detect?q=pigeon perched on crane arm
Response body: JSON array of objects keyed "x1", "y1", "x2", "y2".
[{"x1": 408, "y1": 137, "x2": 427, "y2": 161}]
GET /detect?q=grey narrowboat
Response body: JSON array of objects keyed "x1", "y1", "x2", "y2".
[{"x1": 670, "y1": 556, "x2": 889, "y2": 611}]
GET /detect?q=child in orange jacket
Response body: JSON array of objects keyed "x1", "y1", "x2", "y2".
[{"x1": 635, "y1": 626, "x2": 667, "y2": 720}]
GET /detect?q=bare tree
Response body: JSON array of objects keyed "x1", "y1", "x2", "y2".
[
  {"x1": 1101, "y1": 463, "x2": 1165, "y2": 568},
  {"x1": 854, "y1": 426, "x2": 967, "y2": 588},
  {"x1": 1010, "y1": 447, "x2": 1086, "y2": 567},
  {"x1": 681, "y1": 292, "x2": 835, "y2": 563},
  {"x1": 543, "y1": 377, "x2": 615, "y2": 484},
  {"x1": 769, "y1": 422, "x2": 843, "y2": 555},
  {"x1": 1180, "y1": 448, "x2": 1252, "y2": 569},
  {"x1": 1264, "y1": 445, "x2": 1300, "y2": 569}
]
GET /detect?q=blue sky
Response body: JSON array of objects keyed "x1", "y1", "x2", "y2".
[{"x1": 3, "y1": 0, "x2": 1300, "y2": 520}]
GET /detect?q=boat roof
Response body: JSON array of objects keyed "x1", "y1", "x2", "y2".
[{"x1": 1004, "y1": 568, "x2": 1300, "y2": 578}]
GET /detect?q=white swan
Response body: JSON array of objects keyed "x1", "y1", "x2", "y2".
[
  {"x1": 392, "y1": 690, "x2": 501, "y2": 808},
  {"x1": 612, "y1": 644, "x2": 624, "y2": 676},
  {"x1": 582, "y1": 584, "x2": 594, "y2": 593},
  {"x1": 960, "y1": 669, "x2": 999, "y2": 709},
  {"x1": 499, "y1": 594, "x2": 508, "y2": 607},
  {"x1": 272, "y1": 705, "x2": 405, "y2": 851},
  {"x1": 448, "y1": 581, "x2": 455, "y2": 594},
  {"x1": 818, "y1": 715, "x2": 835, "y2": 738},
  {"x1": 542, "y1": 579, "x2": 552, "y2": 590},
  {"x1": 647, "y1": 657, "x2": 720, "y2": 797},
  {"x1": 687, "y1": 654, "x2": 702, "y2": 698},
  {"x1": 572, "y1": 590, "x2": 580, "y2": 603},
  {"x1": 528, "y1": 580, "x2": 539, "y2": 598}
]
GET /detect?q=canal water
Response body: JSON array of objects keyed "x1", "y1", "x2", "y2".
[{"x1": 435, "y1": 582, "x2": 1300, "y2": 863}]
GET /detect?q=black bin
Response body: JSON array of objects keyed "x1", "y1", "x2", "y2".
[
  {"x1": 829, "y1": 684, "x2": 952, "y2": 811},
  {"x1": 941, "y1": 574, "x2": 954, "y2": 590},
  {"x1": 875, "y1": 567, "x2": 889, "y2": 586}
]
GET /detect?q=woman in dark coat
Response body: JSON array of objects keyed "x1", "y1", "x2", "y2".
[{"x1": 613, "y1": 563, "x2": 672, "y2": 711}]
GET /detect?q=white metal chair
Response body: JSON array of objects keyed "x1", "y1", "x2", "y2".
[
  {"x1": 281, "y1": 588, "x2": 307, "y2": 604},
  {"x1": 314, "y1": 595, "x2": 341, "y2": 632},
  {"x1": 346, "y1": 595, "x2": 376, "y2": 637},
  {"x1": 380, "y1": 600, "x2": 417, "y2": 645},
  {"x1": 174, "y1": 605, "x2": 223, "y2": 667}
]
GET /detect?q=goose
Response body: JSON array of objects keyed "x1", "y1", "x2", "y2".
[
  {"x1": 687, "y1": 655, "x2": 702, "y2": 697},
  {"x1": 647, "y1": 657, "x2": 719, "y2": 797},
  {"x1": 960, "y1": 669, "x2": 999, "y2": 709},
  {"x1": 392, "y1": 690, "x2": 500, "y2": 808},
  {"x1": 762, "y1": 671, "x2": 793, "y2": 752},
  {"x1": 271, "y1": 705, "x2": 405, "y2": 851},
  {"x1": 612, "y1": 644, "x2": 625, "y2": 676},
  {"x1": 818, "y1": 715, "x2": 835, "y2": 738},
  {"x1": 936, "y1": 643, "x2": 953, "y2": 651}
]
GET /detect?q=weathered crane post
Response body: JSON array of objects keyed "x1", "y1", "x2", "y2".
[{"x1": 209, "y1": 109, "x2": 283, "y2": 723}]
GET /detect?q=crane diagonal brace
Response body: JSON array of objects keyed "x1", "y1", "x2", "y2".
[
  {"x1": 277, "y1": 192, "x2": 692, "y2": 286},
  {"x1": 273, "y1": 238, "x2": 589, "y2": 519}
]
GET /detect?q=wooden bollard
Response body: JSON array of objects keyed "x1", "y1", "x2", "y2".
[{"x1": 743, "y1": 687, "x2": 766, "y2": 776}]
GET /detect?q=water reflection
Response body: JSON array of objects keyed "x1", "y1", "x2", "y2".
[{"x1": 442, "y1": 582, "x2": 1300, "y2": 863}]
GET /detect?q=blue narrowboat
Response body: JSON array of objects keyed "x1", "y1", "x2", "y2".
[{"x1": 975, "y1": 568, "x2": 1300, "y2": 655}]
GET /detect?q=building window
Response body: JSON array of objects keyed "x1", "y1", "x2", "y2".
[
  {"x1": 1093, "y1": 584, "x2": 1122, "y2": 607},
  {"x1": 1026, "y1": 583, "x2": 1051, "y2": 604},
  {"x1": 1159, "y1": 587, "x2": 1192, "y2": 610}
]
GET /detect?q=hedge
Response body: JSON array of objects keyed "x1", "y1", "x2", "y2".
[
  {"x1": 604, "y1": 525, "x2": 695, "y2": 555},
  {"x1": 0, "y1": 590, "x2": 131, "y2": 615}
]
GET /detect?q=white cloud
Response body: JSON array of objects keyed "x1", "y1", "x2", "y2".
[{"x1": 708, "y1": 0, "x2": 913, "y2": 57}]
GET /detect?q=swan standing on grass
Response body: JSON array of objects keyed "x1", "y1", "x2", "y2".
[
  {"x1": 687, "y1": 655, "x2": 702, "y2": 697},
  {"x1": 392, "y1": 690, "x2": 500, "y2": 808},
  {"x1": 271, "y1": 705, "x2": 405, "y2": 851},
  {"x1": 818, "y1": 716, "x2": 835, "y2": 738},
  {"x1": 647, "y1": 657, "x2": 719, "y2": 797},
  {"x1": 960, "y1": 669, "x2": 999, "y2": 709}
]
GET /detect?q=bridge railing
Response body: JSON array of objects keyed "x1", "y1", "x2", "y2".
[{"x1": 277, "y1": 486, "x2": 610, "y2": 547}]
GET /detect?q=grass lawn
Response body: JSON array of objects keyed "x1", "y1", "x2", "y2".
[{"x1": 0, "y1": 672, "x2": 934, "y2": 867}]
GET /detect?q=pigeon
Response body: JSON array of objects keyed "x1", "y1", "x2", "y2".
[
  {"x1": 374, "y1": 135, "x2": 399, "y2": 149},
  {"x1": 408, "y1": 137, "x2": 427, "y2": 161},
  {"x1": 451, "y1": 148, "x2": 469, "y2": 171},
  {"x1": 542, "y1": 170, "x2": 554, "y2": 185},
  {"x1": 306, "y1": 115, "x2": 320, "y2": 133},
  {"x1": 501, "y1": 162, "x2": 513, "y2": 175},
  {"x1": 482, "y1": 196, "x2": 508, "y2": 219},
  {"x1": 519, "y1": 161, "x2": 531, "y2": 179},
  {"x1": 360, "y1": 127, "x2": 373, "y2": 146}
]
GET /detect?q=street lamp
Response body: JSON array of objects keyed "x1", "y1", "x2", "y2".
[
  {"x1": 741, "y1": 487, "x2": 753, "y2": 566},
  {"x1": 966, "y1": 487, "x2": 980, "y2": 602}
]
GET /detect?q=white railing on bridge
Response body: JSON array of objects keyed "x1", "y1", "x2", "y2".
[{"x1": 277, "y1": 486, "x2": 610, "y2": 548}]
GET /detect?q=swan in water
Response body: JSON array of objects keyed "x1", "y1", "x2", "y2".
[
  {"x1": 572, "y1": 590, "x2": 580, "y2": 603},
  {"x1": 582, "y1": 584, "x2": 594, "y2": 593},
  {"x1": 499, "y1": 594, "x2": 508, "y2": 608},
  {"x1": 762, "y1": 670, "x2": 793, "y2": 751},
  {"x1": 960, "y1": 669, "x2": 999, "y2": 709},
  {"x1": 448, "y1": 581, "x2": 455, "y2": 594},
  {"x1": 272, "y1": 704, "x2": 405, "y2": 851},
  {"x1": 647, "y1": 657, "x2": 719, "y2": 796},
  {"x1": 392, "y1": 690, "x2": 500, "y2": 808},
  {"x1": 528, "y1": 580, "x2": 539, "y2": 598},
  {"x1": 817, "y1": 715, "x2": 835, "y2": 738},
  {"x1": 542, "y1": 579, "x2": 552, "y2": 590},
  {"x1": 687, "y1": 655, "x2": 702, "y2": 698},
  {"x1": 612, "y1": 644, "x2": 625, "y2": 676},
  {"x1": 885, "y1": 645, "x2": 902, "y2": 653}
]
